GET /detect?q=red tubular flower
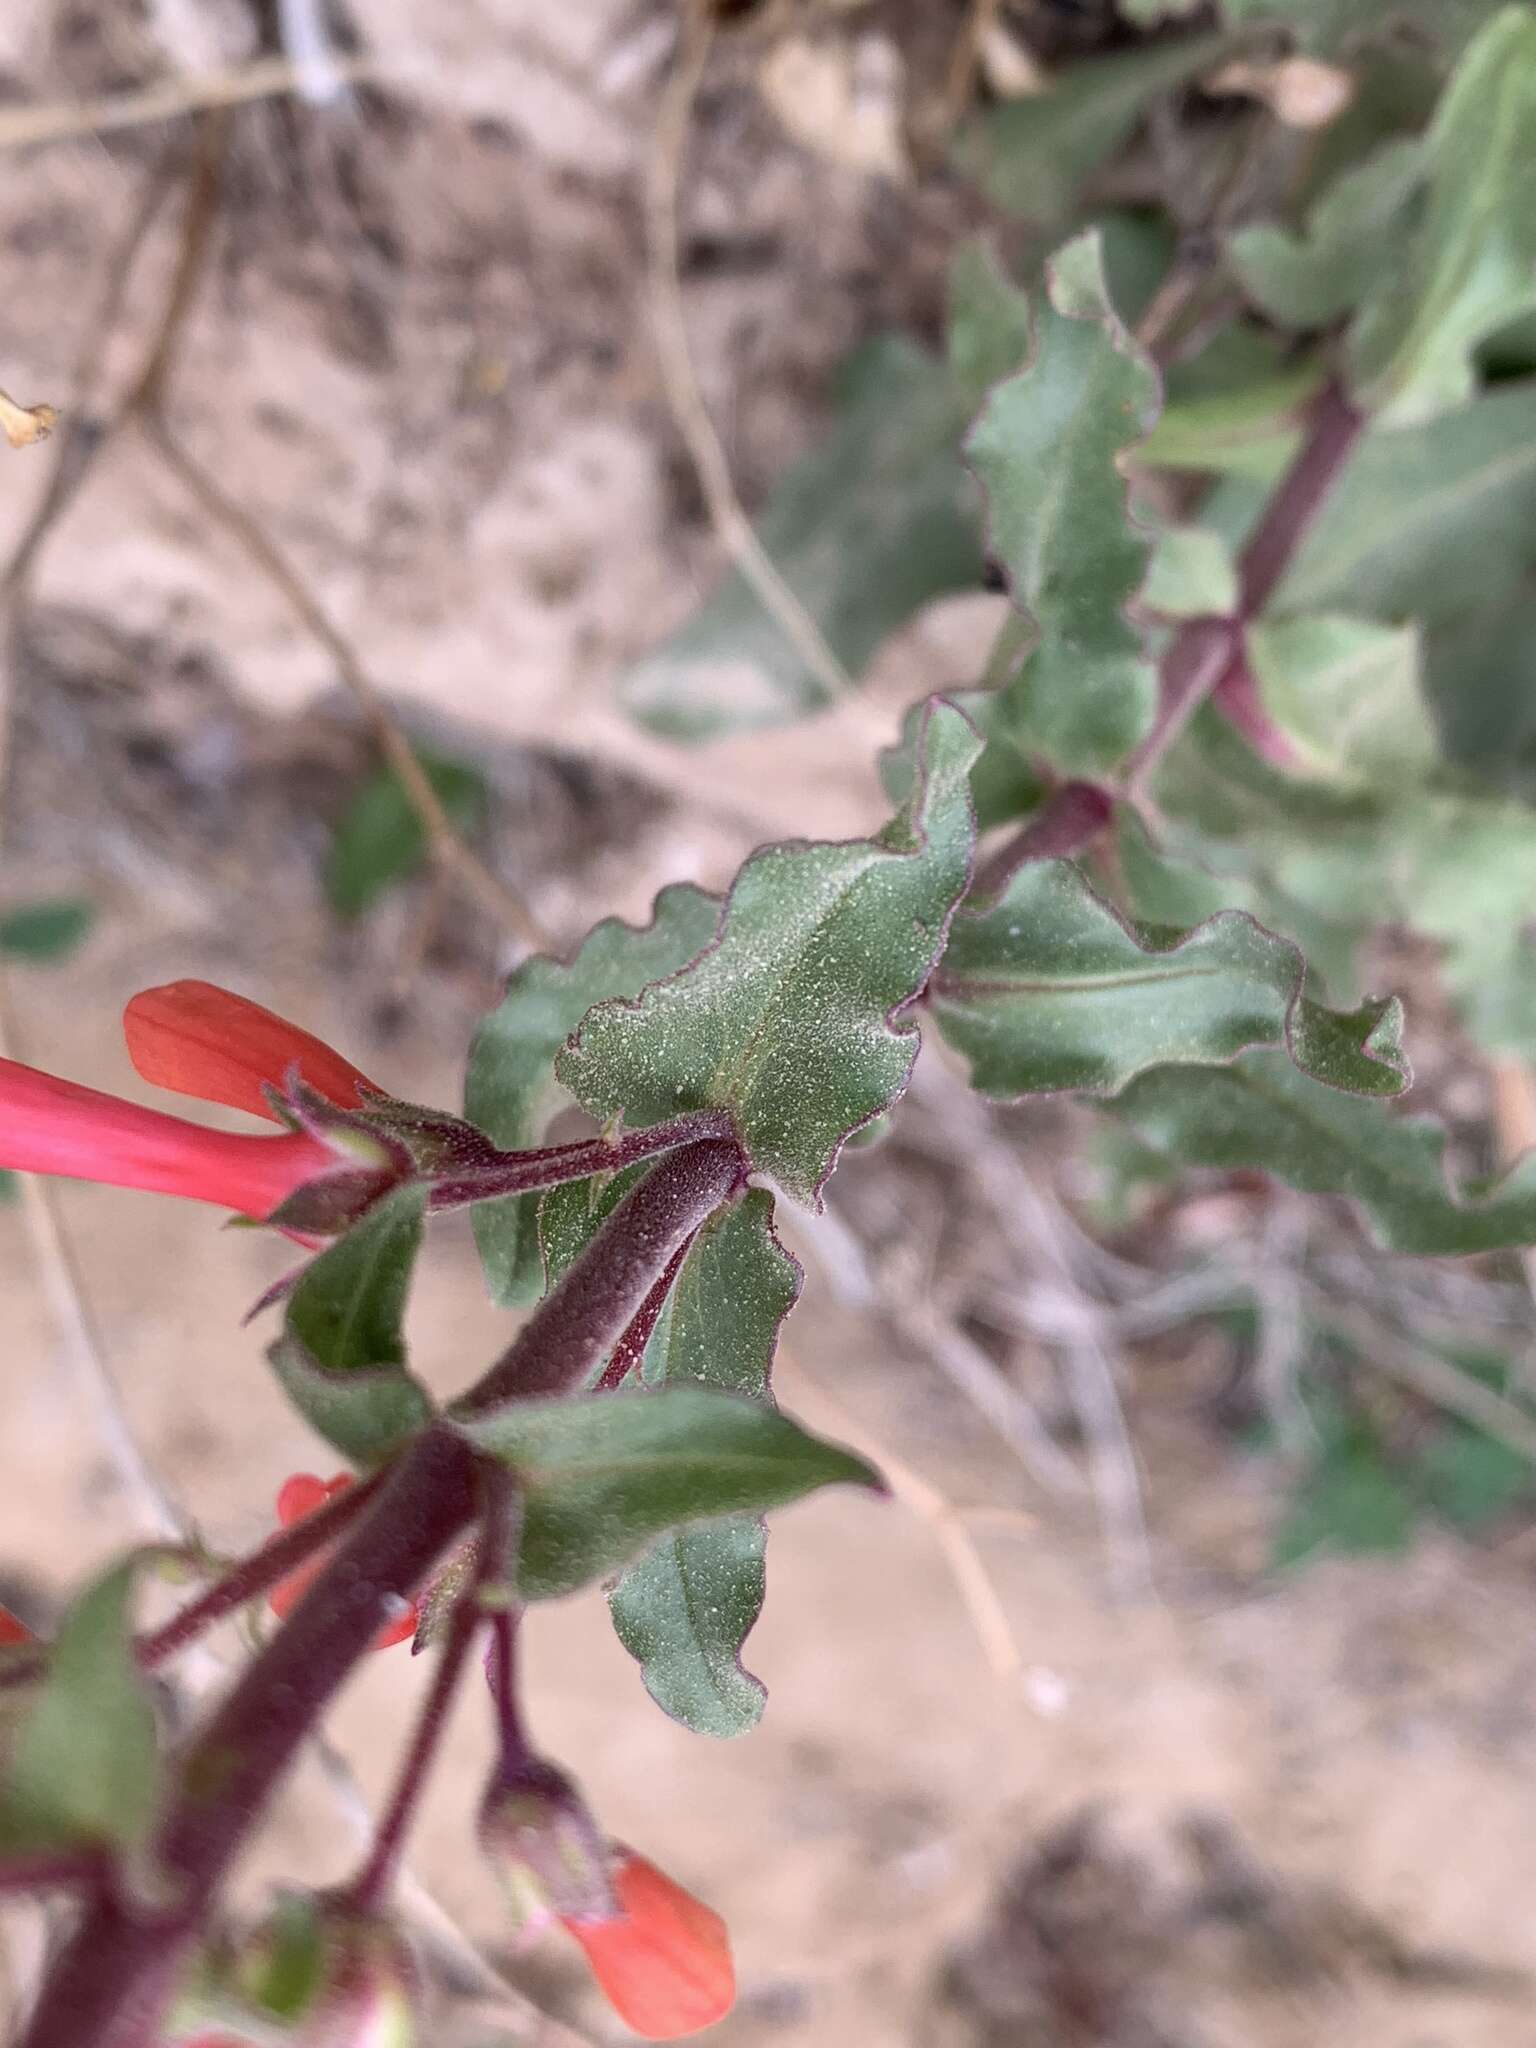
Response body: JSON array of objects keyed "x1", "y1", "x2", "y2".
[
  {"x1": 561, "y1": 1851, "x2": 735, "y2": 2040},
  {"x1": 0, "y1": 1060, "x2": 345, "y2": 1219},
  {"x1": 269, "y1": 1474, "x2": 417, "y2": 1651},
  {"x1": 0, "y1": 1604, "x2": 32, "y2": 1647},
  {"x1": 0, "y1": 981, "x2": 383, "y2": 1222}
]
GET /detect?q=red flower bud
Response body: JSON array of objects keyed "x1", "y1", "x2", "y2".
[
  {"x1": 269, "y1": 1475, "x2": 417, "y2": 1651},
  {"x1": 0, "y1": 982, "x2": 388, "y2": 1223},
  {"x1": 478, "y1": 1757, "x2": 615, "y2": 1925},
  {"x1": 124, "y1": 980, "x2": 378, "y2": 1123},
  {"x1": 560, "y1": 1850, "x2": 735, "y2": 2040}
]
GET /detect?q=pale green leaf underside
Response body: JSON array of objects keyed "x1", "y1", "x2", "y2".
[
  {"x1": 1112, "y1": 1050, "x2": 1536, "y2": 1255},
  {"x1": 1348, "y1": 8, "x2": 1536, "y2": 423},
  {"x1": 0, "y1": 1564, "x2": 160, "y2": 1855},
  {"x1": 968, "y1": 231, "x2": 1160, "y2": 775},
  {"x1": 608, "y1": 1190, "x2": 801, "y2": 1737},
  {"x1": 1229, "y1": 138, "x2": 1424, "y2": 329},
  {"x1": 558, "y1": 698, "x2": 982, "y2": 1206},
  {"x1": 466, "y1": 884, "x2": 721, "y2": 1306},
  {"x1": 1246, "y1": 613, "x2": 1433, "y2": 787},
  {"x1": 931, "y1": 859, "x2": 1407, "y2": 1099},
  {"x1": 1143, "y1": 525, "x2": 1239, "y2": 618},
  {"x1": 609, "y1": 1517, "x2": 768, "y2": 1740},
  {"x1": 457, "y1": 1387, "x2": 879, "y2": 1602}
]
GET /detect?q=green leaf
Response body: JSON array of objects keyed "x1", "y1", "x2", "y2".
[
  {"x1": 1348, "y1": 8, "x2": 1536, "y2": 423},
  {"x1": 1271, "y1": 380, "x2": 1536, "y2": 620},
  {"x1": 267, "y1": 1184, "x2": 434, "y2": 1465},
  {"x1": 1112, "y1": 1049, "x2": 1536, "y2": 1254},
  {"x1": 955, "y1": 33, "x2": 1233, "y2": 224},
  {"x1": 1229, "y1": 138, "x2": 1424, "y2": 329},
  {"x1": 456, "y1": 1387, "x2": 880, "y2": 1602},
  {"x1": 1245, "y1": 613, "x2": 1434, "y2": 786},
  {"x1": 622, "y1": 337, "x2": 982, "y2": 741},
  {"x1": 1219, "y1": 0, "x2": 1509, "y2": 56},
  {"x1": 931, "y1": 859, "x2": 1407, "y2": 1099},
  {"x1": 1137, "y1": 369, "x2": 1319, "y2": 479},
  {"x1": 1415, "y1": 1420, "x2": 1531, "y2": 1529},
  {"x1": 1142, "y1": 525, "x2": 1239, "y2": 618},
  {"x1": 968, "y1": 232, "x2": 1161, "y2": 776},
  {"x1": 608, "y1": 1190, "x2": 801, "y2": 1738},
  {"x1": 0, "y1": 897, "x2": 94, "y2": 963},
  {"x1": 1273, "y1": 1422, "x2": 1417, "y2": 1568},
  {"x1": 558, "y1": 698, "x2": 981, "y2": 1206},
  {"x1": 0, "y1": 1562, "x2": 160, "y2": 1855},
  {"x1": 466, "y1": 885, "x2": 721, "y2": 1307},
  {"x1": 325, "y1": 750, "x2": 487, "y2": 920},
  {"x1": 947, "y1": 240, "x2": 1034, "y2": 415}
]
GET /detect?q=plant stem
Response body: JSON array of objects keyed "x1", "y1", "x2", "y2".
[
  {"x1": 457, "y1": 1137, "x2": 744, "y2": 1413},
  {"x1": 429, "y1": 1108, "x2": 736, "y2": 1211},
  {"x1": 970, "y1": 781, "x2": 1115, "y2": 899},
  {"x1": 1125, "y1": 377, "x2": 1364, "y2": 796},
  {"x1": 24, "y1": 1141, "x2": 744, "y2": 2046},
  {"x1": 342, "y1": 1489, "x2": 500, "y2": 1914},
  {"x1": 137, "y1": 1468, "x2": 383, "y2": 1668},
  {"x1": 594, "y1": 1230, "x2": 698, "y2": 1392},
  {"x1": 487, "y1": 1607, "x2": 530, "y2": 1767},
  {"x1": 1232, "y1": 377, "x2": 1364, "y2": 618},
  {"x1": 18, "y1": 1424, "x2": 481, "y2": 2048},
  {"x1": 974, "y1": 376, "x2": 1367, "y2": 878}
]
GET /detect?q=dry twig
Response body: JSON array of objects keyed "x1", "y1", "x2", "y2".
[
  {"x1": 908, "y1": 1057, "x2": 1156, "y2": 1599},
  {"x1": 647, "y1": 5, "x2": 857, "y2": 712},
  {"x1": 777, "y1": 1344, "x2": 1032, "y2": 1688}
]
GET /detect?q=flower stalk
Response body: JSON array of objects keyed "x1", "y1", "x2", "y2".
[{"x1": 20, "y1": 1138, "x2": 744, "y2": 2046}]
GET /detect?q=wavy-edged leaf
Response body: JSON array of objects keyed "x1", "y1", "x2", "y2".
[
  {"x1": 1348, "y1": 8, "x2": 1536, "y2": 424},
  {"x1": 622, "y1": 337, "x2": 981, "y2": 741},
  {"x1": 456, "y1": 1387, "x2": 880, "y2": 1602},
  {"x1": 1230, "y1": 137, "x2": 1424, "y2": 329},
  {"x1": 0, "y1": 1563, "x2": 159, "y2": 1856},
  {"x1": 466, "y1": 885, "x2": 721, "y2": 1306},
  {"x1": 930, "y1": 859, "x2": 1407, "y2": 1099},
  {"x1": 968, "y1": 231, "x2": 1161, "y2": 775},
  {"x1": 267, "y1": 1184, "x2": 434, "y2": 1465},
  {"x1": 608, "y1": 1190, "x2": 801, "y2": 1738},
  {"x1": 956, "y1": 33, "x2": 1233, "y2": 223},
  {"x1": 1245, "y1": 613, "x2": 1433, "y2": 787},
  {"x1": 559, "y1": 698, "x2": 981, "y2": 1206},
  {"x1": 1112, "y1": 1049, "x2": 1536, "y2": 1254},
  {"x1": 948, "y1": 240, "x2": 1034, "y2": 415}
]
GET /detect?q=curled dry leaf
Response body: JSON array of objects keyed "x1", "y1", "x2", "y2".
[
  {"x1": 0, "y1": 389, "x2": 58, "y2": 448},
  {"x1": 758, "y1": 33, "x2": 910, "y2": 183},
  {"x1": 1208, "y1": 56, "x2": 1354, "y2": 129}
]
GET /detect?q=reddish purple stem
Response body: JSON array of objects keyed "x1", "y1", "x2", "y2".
[
  {"x1": 594, "y1": 1230, "x2": 699, "y2": 1392},
  {"x1": 21, "y1": 1137, "x2": 746, "y2": 2048},
  {"x1": 977, "y1": 377, "x2": 1367, "y2": 881}
]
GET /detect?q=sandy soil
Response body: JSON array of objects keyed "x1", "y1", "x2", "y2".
[{"x1": 3, "y1": 6, "x2": 1536, "y2": 2045}]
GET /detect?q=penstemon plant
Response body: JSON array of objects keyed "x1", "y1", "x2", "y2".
[{"x1": 6, "y1": 5, "x2": 1536, "y2": 2043}]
